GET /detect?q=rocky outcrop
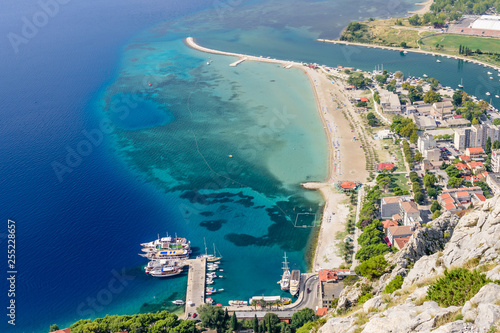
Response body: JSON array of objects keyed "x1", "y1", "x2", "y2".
[{"x1": 320, "y1": 195, "x2": 500, "y2": 333}]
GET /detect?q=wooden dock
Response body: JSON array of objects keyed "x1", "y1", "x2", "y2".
[{"x1": 184, "y1": 258, "x2": 206, "y2": 318}]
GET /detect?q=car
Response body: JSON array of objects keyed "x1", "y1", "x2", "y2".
[
  {"x1": 307, "y1": 288, "x2": 311, "y2": 293},
  {"x1": 192, "y1": 313, "x2": 197, "y2": 318}
]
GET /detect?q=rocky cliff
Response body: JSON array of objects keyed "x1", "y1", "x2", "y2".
[{"x1": 319, "y1": 195, "x2": 500, "y2": 333}]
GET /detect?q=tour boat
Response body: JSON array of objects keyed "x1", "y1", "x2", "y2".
[
  {"x1": 148, "y1": 266, "x2": 183, "y2": 278},
  {"x1": 229, "y1": 300, "x2": 247, "y2": 306}
]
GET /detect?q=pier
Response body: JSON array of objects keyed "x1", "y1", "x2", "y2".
[
  {"x1": 184, "y1": 258, "x2": 206, "y2": 318},
  {"x1": 229, "y1": 57, "x2": 247, "y2": 67}
]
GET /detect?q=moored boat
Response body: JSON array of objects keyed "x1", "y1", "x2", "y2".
[
  {"x1": 172, "y1": 300, "x2": 185, "y2": 305},
  {"x1": 229, "y1": 300, "x2": 247, "y2": 306}
]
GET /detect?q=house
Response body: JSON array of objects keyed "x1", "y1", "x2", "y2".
[
  {"x1": 467, "y1": 161, "x2": 486, "y2": 174},
  {"x1": 378, "y1": 163, "x2": 395, "y2": 171},
  {"x1": 438, "y1": 187, "x2": 484, "y2": 212},
  {"x1": 318, "y1": 269, "x2": 351, "y2": 308},
  {"x1": 360, "y1": 97, "x2": 369, "y2": 102},
  {"x1": 382, "y1": 219, "x2": 399, "y2": 230},
  {"x1": 486, "y1": 173, "x2": 500, "y2": 194},
  {"x1": 394, "y1": 236, "x2": 411, "y2": 250},
  {"x1": 459, "y1": 154, "x2": 471, "y2": 162},
  {"x1": 431, "y1": 101, "x2": 454, "y2": 120},
  {"x1": 472, "y1": 193, "x2": 487, "y2": 203},
  {"x1": 417, "y1": 134, "x2": 437, "y2": 152},
  {"x1": 423, "y1": 148, "x2": 441, "y2": 162},
  {"x1": 380, "y1": 92, "x2": 402, "y2": 114},
  {"x1": 386, "y1": 225, "x2": 414, "y2": 246},
  {"x1": 380, "y1": 196, "x2": 412, "y2": 219},
  {"x1": 316, "y1": 307, "x2": 329, "y2": 316},
  {"x1": 465, "y1": 147, "x2": 486, "y2": 161},
  {"x1": 399, "y1": 201, "x2": 421, "y2": 227}
]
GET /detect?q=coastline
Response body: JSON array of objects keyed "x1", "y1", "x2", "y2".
[
  {"x1": 185, "y1": 37, "x2": 367, "y2": 271},
  {"x1": 317, "y1": 38, "x2": 500, "y2": 72},
  {"x1": 409, "y1": 0, "x2": 433, "y2": 15}
]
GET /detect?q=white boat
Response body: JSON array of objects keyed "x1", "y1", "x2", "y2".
[
  {"x1": 172, "y1": 300, "x2": 185, "y2": 305},
  {"x1": 279, "y1": 252, "x2": 291, "y2": 291},
  {"x1": 488, "y1": 71, "x2": 492, "y2": 75},
  {"x1": 207, "y1": 272, "x2": 217, "y2": 278},
  {"x1": 486, "y1": 92, "x2": 491, "y2": 96},
  {"x1": 206, "y1": 287, "x2": 216, "y2": 294},
  {"x1": 495, "y1": 95, "x2": 499, "y2": 98},
  {"x1": 403, "y1": 50, "x2": 408, "y2": 54},
  {"x1": 289, "y1": 270, "x2": 300, "y2": 297},
  {"x1": 436, "y1": 59, "x2": 441, "y2": 63},
  {"x1": 144, "y1": 259, "x2": 182, "y2": 273},
  {"x1": 458, "y1": 78, "x2": 463, "y2": 88},
  {"x1": 197, "y1": 239, "x2": 223, "y2": 262},
  {"x1": 218, "y1": 289, "x2": 224, "y2": 292},
  {"x1": 423, "y1": 74, "x2": 428, "y2": 78},
  {"x1": 140, "y1": 248, "x2": 190, "y2": 260},
  {"x1": 491, "y1": 77, "x2": 494, "y2": 80},
  {"x1": 149, "y1": 266, "x2": 183, "y2": 278},
  {"x1": 229, "y1": 300, "x2": 247, "y2": 306},
  {"x1": 141, "y1": 234, "x2": 190, "y2": 251},
  {"x1": 219, "y1": 269, "x2": 224, "y2": 272},
  {"x1": 206, "y1": 297, "x2": 214, "y2": 304},
  {"x1": 207, "y1": 264, "x2": 219, "y2": 271},
  {"x1": 219, "y1": 275, "x2": 224, "y2": 278}
]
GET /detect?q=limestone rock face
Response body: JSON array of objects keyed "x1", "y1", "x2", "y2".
[{"x1": 320, "y1": 195, "x2": 500, "y2": 333}]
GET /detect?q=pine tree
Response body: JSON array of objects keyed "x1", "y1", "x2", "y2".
[
  {"x1": 253, "y1": 315, "x2": 259, "y2": 333},
  {"x1": 231, "y1": 312, "x2": 238, "y2": 332}
]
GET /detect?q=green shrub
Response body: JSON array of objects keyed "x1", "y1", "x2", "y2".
[
  {"x1": 427, "y1": 268, "x2": 493, "y2": 307},
  {"x1": 355, "y1": 255, "x2": 391, "y2": 279},
  {"x1": 384, "y1": 275, "x2": 404, "y2": 294},
  {"x1": 358, "y1": 284, "x2": 373, "y2": 305}
]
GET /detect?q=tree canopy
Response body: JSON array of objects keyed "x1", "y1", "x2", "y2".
[{"x1": 291, "y1": 308, "x2": 318, "y2": 329}]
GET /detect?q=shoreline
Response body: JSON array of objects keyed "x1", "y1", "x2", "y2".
[
  {"x1": 409, "y1": 0, "x2": 433, "y2": 15},
  {"x1": 184, "y1": 37, "x2": 366, "y2": 271},
  {"x1": 317, "y1": 38, "x2": 500, "y2": 72}
]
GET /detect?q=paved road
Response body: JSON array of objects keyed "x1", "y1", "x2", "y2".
[{"x1": 233, "y1": 275, "x2": 320, "y2": 318}]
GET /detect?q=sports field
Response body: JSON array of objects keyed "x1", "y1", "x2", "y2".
[{"x1": 421, "y1": 34, "x2": 500, "y2": 54}]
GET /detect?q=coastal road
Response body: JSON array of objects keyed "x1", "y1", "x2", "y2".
[{"x1": 232, "y1": 275, "x2": 320, "y2": 319}]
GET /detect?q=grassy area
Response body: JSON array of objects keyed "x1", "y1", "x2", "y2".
[
  {"x1": 390, "y1": 173, "x2": 410, "y2": 192},
  {"x1": 420, "y1": 34, "x2": 500, "y2": 54},
  {"x1": 340, "y1": 18, "x2": 433, "y2": 48}
]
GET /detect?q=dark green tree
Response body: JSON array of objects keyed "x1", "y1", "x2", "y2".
[
  {"x1": 198, "y1": 304, "x2": 225, "y2": 331},
  {"x1": 430, "y1": 200, "x2": 441, "y2": 213},
  {"x1": 253, "y1": 315, "x2": 259, "y2": 333},
  {"x1": 486, "y1": 137, "x2": 492, "y2": 154},
  {"x1": 231, "y1": 312, "x2": 238, "y2": 332},
  {"x1": 263, "y1": 313, "x2": 280, "y2": 333},
  {"x1": 50, "y1": 324, "x2": 60, "y2": 332},
  {"x1": 291, "y1": 308, "x2": 318, "y2": 329},
  {"x1": 493, "y1": 140, "x2": 500, "y2": 149}
]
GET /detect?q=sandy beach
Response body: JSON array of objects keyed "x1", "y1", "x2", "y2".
[
  {"x1": 185, "y1": 37, "x2": 367, "y2": 271},
  {"x1": 409, "y1": 0, "x2": 433, "y2": 15}
]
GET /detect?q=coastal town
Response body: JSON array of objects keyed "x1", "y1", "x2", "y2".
[{"x1": 39, "y1": 0, "x2": 500, "y2": 333}]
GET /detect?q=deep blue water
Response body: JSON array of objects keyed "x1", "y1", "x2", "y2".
[{"x1": 1, "y1": 0, "x2": 500, "y2": 332}]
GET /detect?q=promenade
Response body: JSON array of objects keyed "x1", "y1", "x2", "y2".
[{"x1": 184, "y1": 258, "x2": 206, "y2": 319}]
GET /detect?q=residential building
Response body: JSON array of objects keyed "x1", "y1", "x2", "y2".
[
  {"x1": 431, "y1": 101, "x2": 454, "y2": 120},
  {"x1": 380, "y1": 195, "x2": 412, "y2": 219},
  {"x1": 318, "y1": 269, "x2": 351, "y2": 308},
  {"x1": 438, "y1": 187, "x2": 484, "y2": 212},
  {"x1": 394, "y1": 236, "x2": 411, "y2": 250},
  {"x1": 380, "y1": 92, "x2": 402, "y2": 114},
  {"x1": 399, "y1": 201, "x2": 421, "y2": 227},
  {"x1": 386, "y1": 225, "x2": 414, "y2": 246},
  {"x1": 454, "y1": 124, "x2": 500, "y2": 149},
  {"x1": 417, "y1": 134, "x2": 437, "y2": 152},
  {"x1": 486, "y1": 173, "x2": 500, "y2": 194},
  {"x1": 382, "y1": 219, "x2": 399, "y2": 230},
  {"x1": 423, "y1": 148, "x2": 441, "y2": 162},
  {"x1": 467, "y1": 161, "x2": 486, "y2": 174},
  {"x1": 454, "y1": 127, "x2": 472, "y2": 150},
  {"x1": 465, "y1": 147, "x2": 486, "y2": 161},
  {"x1": 492, "y1": 150, "x2": 500, "y2": 173},
  {"x1": 411, "y1": 114, "x2": 437, "y2": 130}
]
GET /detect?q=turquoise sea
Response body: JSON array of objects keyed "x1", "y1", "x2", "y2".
[{"x1": 1, "y1": 0, "x2": 499, "y2": 332}]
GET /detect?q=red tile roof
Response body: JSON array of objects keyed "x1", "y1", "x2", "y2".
[
  {"x1": 456, "y1": 191, "x2": 469, "y2": 197},
  {"x1": 440, "y1": 193, "x2": 451, "y2": 199},
  {"x1": 453, "y1": 114, "x2": 463, "y2": 119},
  {"x1": 340, "y1": 181, "x2": 357, "y2": 189},
  {"x1": 401, "y1": 201, "x2": 419, "y2": 213},
  {"x1": 468, "y1": 161, "x2": 485, "y2": 169},
  {"x1": 467, "y1": 147, "x2": 484, "y2": 154},
  {"x1": 382, "y1": 220, "x2": 399, "y2": 229},
  {"x1": 394, "y1": 236, "x2": 410, "y2": 249},
  {"x1": 475, "y1": 194, "x2": 486, "y2": 201},
  {"x1": 378, "y1": 163, "x2": 395, "y2": 170},
  {"x1": 319, "y1": 269, "x2": 338, "y2": 282},
  {"x1": 456, "y1": 163, "x2": 469, "y2": 170},
  {"x1": 460, "y1": 155, "x2": 471, "y2": 162},
  {"x1": 444, "y1": 203, "x2": 455, "y2": 210},
  {"x1": 360, "y1": 97, "x2": 369, "y2": 102},
  {"x1": 317, "y1": 307, "x2": 329, "y2": 316},
  {"x1": 443, "y1": 197, "x2": 455, "y2": 205},
  {"x1": 388, "y1": 225, "x2": 413, "y2": 237},
  {"x1": 392, "y1": 214, "x2": 401, "y2": 220}
]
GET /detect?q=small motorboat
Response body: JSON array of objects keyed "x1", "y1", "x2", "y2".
[{"x1": 172, "y1": 300, "x2": 185, "y2": 305}]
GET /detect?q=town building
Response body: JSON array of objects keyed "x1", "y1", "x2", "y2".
[
  {"x1": 318, "y1": 269, "x2": 351, "y2": 308},
  {"x1": 437, "y1": 187, "x2": 484, "y2": 212},
  {"x1": 454, "y1": 124, "x2": 500, "y2": 150},
  {"x1": 394, "y1": 236, "x2": 411, "y2": 250},
  {"x1": 486, "y1": 173, "x2": 500, "y2": 194},
  {"x1": 380, "y1": 92, "x2": 402, "y2": 114},
  {"x1": 380, "y1": 195, "x2": 413, "y2": 220},
  {"x1": 431, "y1": 101, "x2": 454, "y2": 120},
  {"x1": 386, "y1": 225, "x2": 414, "y2": 246},
  {"x1": 492, "y1": 150, "x2": 500, "y2": 173},
  {"x1": 377, "y1": 163, "x2": 395, "y2": 171},
  {"x1": 465, "y1": 147, "x2": 486, "y2": 161},
  {"x1": 417, "y1": 134, "x2": 437, "y2": 152},
  {"x1": 399, "y1": 201, "x2": 421, "y2": 227}
]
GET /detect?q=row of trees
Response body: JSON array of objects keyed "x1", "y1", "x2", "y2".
[
  {"x1": 197, "y1": 305, "x2": 318, "y2": 333},
  {"x1": 355, "y1": 218, "x2": 391, "y2": 262},
  {"x1": 409, "y1": 171, "x2": 425, "y2": 204},
  {"x1": 66, "y1": 311, "x2": 197, "y2": 333}
]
